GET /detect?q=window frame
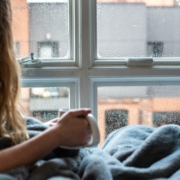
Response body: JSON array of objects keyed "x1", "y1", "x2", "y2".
[
  {"x1": 21, "y1": 0, "x2": 180, "y2": 121},
  {"x1": 21, "y1": 78, "x2": 80, "y2": 109},
  {"x1": 91, "y1": 77, "x2": 180, "y2": 118},
  {"x1": 92, "y1": 0, "x2": 180, "y2": 66}
]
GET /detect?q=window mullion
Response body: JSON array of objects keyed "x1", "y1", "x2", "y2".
[
  {"x1": 79, "y1": 0, "x2": 93, "y2": 108},
  {"x1": 70, "y1": 0, "x2": 81, "y2": 64},
  {"x1": 89, "y1": 0, "x2": 97, "y2": 66}
]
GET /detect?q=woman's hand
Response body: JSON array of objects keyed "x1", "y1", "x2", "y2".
[
  {"x1": 44, "y1": 108, "x2": 92, "y2": 147},
  {"x1": 0, "y1": 108, "x2": 92, "y2": 172},
  {"x1": 54, "y1": 108, "x2": 92, "y2": 147}
]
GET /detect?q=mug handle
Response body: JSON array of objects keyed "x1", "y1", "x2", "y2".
[{"x1": 60, "y1": 113, "x2": 100, "y2": 149}]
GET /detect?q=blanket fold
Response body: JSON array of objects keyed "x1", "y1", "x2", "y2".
[{"x1": 100, "y1": 124, "x2": 180, "y2": 180}]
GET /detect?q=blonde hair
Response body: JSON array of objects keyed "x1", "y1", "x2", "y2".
[{"x1": 0, "y1": 0, "x2": 28, "y2": 144}]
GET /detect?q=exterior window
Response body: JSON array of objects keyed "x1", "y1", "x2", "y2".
[
  {"x1": 153, "y1": 112, "x2": 180, "y2": 127},
  {"x1": 147, "y1": 42, "x2": 163, "y2": 57},
  {"x1": 105, "y1": 110, "x2": 128, "y2": 137},
  {"x1": 38, "y1": 42, "x2": 59, "y2": 58}
]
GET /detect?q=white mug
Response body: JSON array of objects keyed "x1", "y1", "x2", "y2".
[{"x1": 58, "y1": 109, "x2": 100, "y2": 149}]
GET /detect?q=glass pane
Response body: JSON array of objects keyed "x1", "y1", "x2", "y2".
[
  {"x1": 19, "y1": 87, "x2": 70, "y2": 122},
  {"x1": 11, "y1": 0, "x2": 69, "y2": 59},
  {"x1": 98, "y1": 85, "x2": 180, "y2": 146},
  {"x1": 97, "y1": 0, "x2": 180, "y2": 58}
]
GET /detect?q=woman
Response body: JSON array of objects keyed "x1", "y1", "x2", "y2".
[{"x1": 0, "y1": 0, "x2": 91, "y2": 173}]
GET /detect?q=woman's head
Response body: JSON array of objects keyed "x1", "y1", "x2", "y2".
[{"x1": 0, "y1": 0, "x2": 28, "y2": 144}]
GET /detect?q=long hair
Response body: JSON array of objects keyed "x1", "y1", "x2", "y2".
[{"x1": 0, "y1": 0, "x2": 28, "y2": 144}]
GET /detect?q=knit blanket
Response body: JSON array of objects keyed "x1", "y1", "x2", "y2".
[{"x1": 1, "y1": 117, "x2": 180, "y2": 180}]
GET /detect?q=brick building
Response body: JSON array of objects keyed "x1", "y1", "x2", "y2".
[{"x1": 11, "y1": 0, "x2": 29, "y2": 58}]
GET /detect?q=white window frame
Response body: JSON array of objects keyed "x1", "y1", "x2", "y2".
[
  {"x1": 90, "y1": 77, "x2": 180, "y2": 118},
  {"x1": 21, "y1": 78, "x2": 80, "y2": 109},
  {"x1": 22, "y1": 0, "x2": 180, "y2": 120}
]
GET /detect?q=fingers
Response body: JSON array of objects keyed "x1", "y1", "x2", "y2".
[{"x1": 63, "y1": 108, "x2": 91, "y2": 118}]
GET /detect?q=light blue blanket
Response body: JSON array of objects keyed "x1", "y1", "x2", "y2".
[{"x1": 1, "y1": 117, "x2": 180, "y2": 180}]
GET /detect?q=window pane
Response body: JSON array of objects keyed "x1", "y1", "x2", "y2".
[
  {"x1": 97, "y1": 0, "x2": 180, "y2": 58},
  {"x1": 11, "y1": 0, "x2": 69, "y2": 59},
  {"x1": 98, "y1": 85, "x2": 180, "y2": 146},
  {"x1": 19, "y1": 87, "x2": 70, "y2": 122}
]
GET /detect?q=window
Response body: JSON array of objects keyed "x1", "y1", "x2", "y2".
[
  {"x1": 105, "y1": 110, "x2": 128, "y2": 137},
  {"x1": 96, "y1": 0, "x2": 180, "y2": 59},
  {"x1": 38, "y1": 42, "x2": 59, "y2": 58},
  {"x1": 29, "y1": 1, "x2": 69, "y2": 59},
  {"x1": 147, "y1": 42, "x2": 163, "y2": 57},
  {"x1": 153, "y1": 112, "x2": 180, "y2": 127},
  {"x1": 96, "y1": 82, "x2": 180, "y2": 145},
  {"x1": 12, "y1": 0, "x2": 180, "y2": 146},
  {"x1": 20, "y1": 79, "x2": 77, "y2": 121}
]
